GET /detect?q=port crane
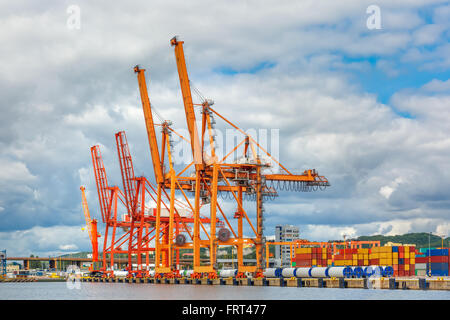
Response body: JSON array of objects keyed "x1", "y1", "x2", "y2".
[
  {"x1": 132, "y1": 37, "x2": 330, "y2": 277},
  {"x1": 88, "y1": 128, "x2": 221, "y2": 277},
  {"x1": 80, "y1": 186, "x2": 101, "y2": 275}
]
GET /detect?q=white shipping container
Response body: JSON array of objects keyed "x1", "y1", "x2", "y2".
[{"x1": 415, "y1": 263, "x2": 427, "y2": 270}]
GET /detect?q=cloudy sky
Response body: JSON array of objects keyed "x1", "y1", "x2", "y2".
[{"x1": 1, "y1": 0, "x2": 450, "y2": 256}]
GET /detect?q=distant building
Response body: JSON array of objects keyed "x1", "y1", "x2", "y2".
[
  {"x1": 7, "y1": 263, "x2": 20, "y2": 273},
  {"x1": 275, "y1": 225, "x2": 299, "y2": 267}
]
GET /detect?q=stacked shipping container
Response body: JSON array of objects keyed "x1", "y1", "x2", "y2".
[
  {"x1": 415, "y1": 248, "x2": 449, "y2": 276},
  {"x1": 294, "y1": 245, "x2": 418, "y2": 277},
  {"x1": 333, "y1": 248, "x2": 369, "y2": 266},
  {"x1": 294, "y1": 247, "x2": 332, "y2": 267},
  {"x1": 369, "y1": 245, "x2": 415, "y2": 277}
]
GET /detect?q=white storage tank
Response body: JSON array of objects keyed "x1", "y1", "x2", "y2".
[
  {"x1": 263, "y1": 268, "x2": 281, "y2": 278},
  {"x1": 327, "y1": 267, "x2": 348, "y2": 278},
  {"x1": 281, "y1": 268, "x2": 297, "y2": 278},
  {"x1": 309, "y1": 267, "x2": 329, "y2": 278},
  {"x1": 219, "y1": 269, "x2": 238, "y2": 278},
  {"x1": 113, "y1": 270, "x2": 128, "y2": 277},
  {"x1": 295, "y1": 267, "x2": 311, "y2": 278}
]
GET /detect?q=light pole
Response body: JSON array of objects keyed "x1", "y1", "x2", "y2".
[
  {"x1": 437, "y1": 234, "x2": 446, "y2": 249},
  {"x1": 428, "y1": 232, "x2": 431, "y2": 277},
  {"x1": 342, "y1": 234, "x2": 347, "y2": 260}
]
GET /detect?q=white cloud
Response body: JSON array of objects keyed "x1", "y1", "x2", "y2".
[
  {"x1": 412, "y1": 24, "x2": 444, "y2": 45},
  {"x1": 379, "y1": 177, "x2": 403, "y2": 199},
  {"x1": 0, "y1": 158, "x2": 36, "y2": 183},
  {"x1": 59, "y1": 244, "x2": 78, "y2": 251}
]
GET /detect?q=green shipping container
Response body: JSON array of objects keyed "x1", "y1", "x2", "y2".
[
  {"x1": 419, "y1": 247, "x2": 436, "y2": 253},
  {"x1": 292, "y1": 262, "x2": 296, "y2": 267}
]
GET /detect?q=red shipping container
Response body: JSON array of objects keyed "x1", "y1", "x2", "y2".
[
  {"x1": 399, "y1": 252, "x2": 404, "y2": 258},
  {"x1": 399, "y1": 264, "x2": 404, "y2": 270},
  {"x1": 399, "y1": 270, "x2": 405, "y2": 276},
  {"x1": 399, "y1": 246, "x2": 404, "y2": 252},
  {"x1": 416, "y1": 257, "x2": 428, "y2": 263},
  {"x1": 430, "y1": 256, "x2": 449, "y2": 263},
  {"x1": 393, "y1": 265, "x2": 398, "y2": 270},
  {"x1": 405, "y1": 258, "x2": 410, "y2": 264},
  {"x1": 409, "y1": 246, "x2": 415, "y2": 252},
  {"x1": 296, "y1": 261, "x2": 311, "y2": 267}
]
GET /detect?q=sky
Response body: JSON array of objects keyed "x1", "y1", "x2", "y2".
[{"x1": 1, "y1": 0, "x2": 450, "y2": 256}]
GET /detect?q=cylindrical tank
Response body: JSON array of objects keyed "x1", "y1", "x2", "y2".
[
  {"x1": 219, "y1": 269, "x2": 238, "y2": 278},
  {"x1": 382, "y1": 266, "x2": 394, "y2": 277},
  {"x1": 281, "y1": 268, "x2": 297, "y2": 278},
  {"x1": 343, "y1": 266, "x2": 353, "y2": 278},
  {"x1": 113, "y1": 270, "x2": 128, "y2": 277},
  {"x1": 295, "y1": 267, "x2": 311, "y2": 278},
  {"x1": 327, "y1": 267, "x2": 349, "y2": 278},
  {"x1": 263, "y1": 268, "x2": 282, "y2": 278},
  {"x1": 364, "y1": 265, "x2": 383, "y2": 277},
  {"x1": 352, "y1": 266, "x2": 364, "y2": 278},
  {"x1": 309, "y1": 267, "x2": 329, "y2": 278}
]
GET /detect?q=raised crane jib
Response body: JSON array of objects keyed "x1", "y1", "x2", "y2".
[
  {"x1": 134, "y1": 65, "x2": 164, "y2": 184},
  {"x1": 170, "y1": 36, "x2": 203, "y2": 169}
]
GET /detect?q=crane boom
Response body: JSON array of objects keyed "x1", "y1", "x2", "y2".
[
  {"x1": 91, "y1": 145, "x2": 110, "y2": 223},
  {"x1": 116, "y1": 131, "x2": 138, "y2": 215},
  {"x1": 134, "y1": 66, "x2": 164, "y2": 184},
  {"x1": 170, "y1": 37, "x2": 202, "y2": 167},
  {"x1": 80, "y1": 186, "x2": 99, "y2": 264}
]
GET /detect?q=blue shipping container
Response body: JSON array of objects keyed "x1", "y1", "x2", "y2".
[
  {"x1": 430, "y1": 270, "x2": 449, "y2": 276},
  {"x1": 424, "y1": 249, "x2": 449, "y2": 257},
  {"x1": 392, "y1": 246, "x2": 398, "y2": 253},
  {"x1": 430, "y1": 262, "x2": 448, "y2": 271}
]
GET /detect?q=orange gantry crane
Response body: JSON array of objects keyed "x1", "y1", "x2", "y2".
[
  {"x1": 88, "y1": 129, "x2": 219, "y2": 277},
  {"x1": 80, "y1": 186, "x2": 100, "y2": 275},
  {"x1": 132, "y1": 36, "x2": 330, "y2": 278}
]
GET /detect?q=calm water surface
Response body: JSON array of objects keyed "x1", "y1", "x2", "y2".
[{"x1": 1, "y1": 282, "x2": 449, "y2": 300}]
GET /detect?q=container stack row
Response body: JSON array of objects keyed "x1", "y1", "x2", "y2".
[
  {"x1": 332, "y1": 248, "x2": 369, "y2": 266},
  {"x1": 294, "y1": 247, "x2": 333, "y2": 267},
  {"x1": 415, "y1": 248, "x2": 449, "y2": 276},
  {"x1": 369, "y1": 246, "x2": 415, "y2": 277},
  {"x1": 293, "y1": 245, "x2": 417, "y2": 276}
]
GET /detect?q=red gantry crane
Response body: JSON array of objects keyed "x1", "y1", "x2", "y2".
[
  {"x1": 87, "y1": 128, "x2": 221, "y2": 277},
  {"x1": 129, "y1": 37, "x2": 330, "y2": 278}
]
